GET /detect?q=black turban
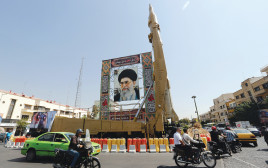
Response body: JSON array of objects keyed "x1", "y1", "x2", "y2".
[{"x1": 118, "y1": 69, "x2": 137, "y2": 82}]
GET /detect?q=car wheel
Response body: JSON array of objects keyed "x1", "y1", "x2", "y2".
[
  {"x1": 26, "y1": 149, "x2": 36, "y2": 162},
  {"x1": 253, "y1": 142, "x2": 258, "y2": 147}
]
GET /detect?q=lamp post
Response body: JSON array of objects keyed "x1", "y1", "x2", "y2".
[{"x1": 192, "y1": 96, "x2": 200, "y2": 122}]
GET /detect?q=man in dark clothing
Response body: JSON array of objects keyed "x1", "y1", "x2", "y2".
[
  {"x1": 210, "y1": 126, "x2": 220, "y2": 142},
  {"x1": 68, "y1": 129, "x2": 83, "y2": 168},
  {"x1": 114, "y1": 69, "x2": 140, "y2": 102},
  {"x1": 210, "y1": 126, "x2": 226, "y2": 151}
]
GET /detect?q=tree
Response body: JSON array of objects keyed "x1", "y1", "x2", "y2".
[
  {"x1": 229, "y1": 98, "x2": 268, "y2": 126},
  {"x1": 178, "y1": 118, "x2": 190, "y2": 127},
  {"x1": 16, "y1": 119, "x2": 28, "y2": 136}
]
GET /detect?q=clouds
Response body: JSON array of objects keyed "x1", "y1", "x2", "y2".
[{"x1": 182, "y1": 0, "x2": 190, "y2": 11}]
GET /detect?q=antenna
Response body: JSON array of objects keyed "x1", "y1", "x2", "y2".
[{"x1": 75, "y1": 57, "x2": 84, "y2": 108}]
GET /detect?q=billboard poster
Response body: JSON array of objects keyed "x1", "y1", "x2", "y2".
[
  {"x1": 259, "y1": 109, "x2": 268, "y2": 124},
  {"x1": 109, "y1": 109, "x2": 145, "y2": 121},
  {"x1": 111, "y1": 55, "x2": 140, "y2": 68},
  {"x1": 114, "y1": 67, "x2": 140, "y2": 102},
  {"x1": 29, "y1": 111, "x2": 57, "y2": 130}
]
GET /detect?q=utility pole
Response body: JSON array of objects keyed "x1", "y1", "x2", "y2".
[
  {"x1": 192, "y1": 96, "x2": 200, "y2": 122},
  {"x1": 75, "y1": 57, "x2": 84, "y2": 108}
]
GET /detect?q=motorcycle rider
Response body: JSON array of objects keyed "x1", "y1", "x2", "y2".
[
  {"x1": 68, "y1": 129, "x2": 84, "y2": 168},
  {"x1": 173, "y1": 127, "x2": 185, "y2": 159},
  {"x1": 182, "y1": 128, "x2": 199, "y2": 161},
  {"x1": 224, "y1": 127, "x2": 235, "y2": 143},
  {"x1": 210, "y1": 126, "x2": 226, "y2": 151}
]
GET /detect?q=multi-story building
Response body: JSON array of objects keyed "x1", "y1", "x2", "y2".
[
  {"x1": 0, "y1": 89, "x2": 89, "y2": 132},
  {"x1": 208, "y1": 93, "x2": 234, "y2": 123},
  {"x1": 234, "y1": 66, "x2": 268, "y2": 105},
  {"x1": 199, "y1": 112, "x2": 211, "y2": 123}
]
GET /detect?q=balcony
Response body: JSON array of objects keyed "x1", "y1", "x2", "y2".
[{"x1": 21, "y1": 109, "x2": 35, "y2": 114}]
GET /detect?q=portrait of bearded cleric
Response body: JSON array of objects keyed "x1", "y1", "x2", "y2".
[{"x1": 114, "y1": 68, "x2": 140, "y2": 102}]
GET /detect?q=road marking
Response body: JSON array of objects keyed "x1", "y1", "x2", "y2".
[
  {"x1": 220, "y1": 158, "x2": 224, "y2": 168},
  {"x1": 232, "y1": 157, "x2": 261, "y2": 168}
]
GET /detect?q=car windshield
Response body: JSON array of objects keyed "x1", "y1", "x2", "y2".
[
  {"x1": 248, "y1": 128, "x2": 258, "y2": 131},
  {"x1": 64, "y1": 133, "x2": 75, "y2": 140},
  {"x1": 234, "y1": 129, "x2": 251, "y2": 133}
]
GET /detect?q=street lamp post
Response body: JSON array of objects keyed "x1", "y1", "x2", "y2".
[{"x1": 192, "y1": 96, "x2": 200, "y2": 122}]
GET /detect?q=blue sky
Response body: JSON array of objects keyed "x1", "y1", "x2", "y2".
[{"x1": 0, "y1": 0, "x2": 267, "y2": 119}]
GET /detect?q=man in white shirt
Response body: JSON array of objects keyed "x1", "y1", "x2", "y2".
[
  {"x1": 173, "y1": 127, "x2": 185, "y2": 159},
  {"x1": 174, "y1": 127, "x2": 184, "y2": 146}
]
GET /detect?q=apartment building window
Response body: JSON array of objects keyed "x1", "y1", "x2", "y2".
[
  {"x1": 221, "y1": 113, "x2": 224, "y2": 116},
  {"x1": 45, "y1": 108, "x2": 50, "y2": 112},
  {"x1": 248, "y1": 91, "x2": 252, "y2": 97},
  {"x1": 245, "y1": 83, "x2": 248, "y2": 86},
  {"x1": 254, "y1": 86, "x2": 260, "y2": 92},
  {"x1": 235, "y1": 96, "x2": 239, "y2": 99},
  {"x1": 223, "y1": 105, "x2": 225, "y2": 108},
  {"x1": 241, "y1": 93, "x2": 245, "y2": 98},
  {"x1": 256, "y1": 96, "x2": 264, "y2": 102},
  {"x1": 21, "y1": 115, "x2": 29, "y2": 120},
  {"x1": 24, "y1": 104, "x2": 32, "y2": 110},
  {"x1": 6, "y1": 99, "x2": 16, "y2": 119},
  {"x1": 34, "y1": 106, "x2": 45, "y2": 111},
  {"x1": 263, "y1": 82, "x2": 268, "y2": 89},
  {"x1": 60, "y1": 111, "x2": 65, "y2": 115}
]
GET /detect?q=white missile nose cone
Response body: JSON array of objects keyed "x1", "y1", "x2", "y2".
[{"x1": 149, "y1": 4, "x2": 153, "y2": 13}]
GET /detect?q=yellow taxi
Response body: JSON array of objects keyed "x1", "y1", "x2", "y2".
[{"x1": 233, "y1": 129, "x2": 257, "y2": 147}]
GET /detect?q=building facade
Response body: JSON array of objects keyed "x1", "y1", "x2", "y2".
[
  {"x1": 234, "y1": 66, "x2": 268, "y2": 105},
  {"x1": 209, "y1": 93, "x2": 234, "y2": 123},
  {"x1": 0, "y1": 90, "x2": 89, "y2": 131}
]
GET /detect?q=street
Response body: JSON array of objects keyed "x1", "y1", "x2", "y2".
[{"x1": 0, "y1": 137, "x2": 267, "y2": 168}]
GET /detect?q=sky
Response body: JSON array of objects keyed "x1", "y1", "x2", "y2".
[{"x1": 0, "y1": 0, "x2": 268, "y2": 119}]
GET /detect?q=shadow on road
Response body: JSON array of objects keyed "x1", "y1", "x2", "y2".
[
  {"x1": 8, "y1": 157, "x2": 53, "y2": 164},
  {"x1": 265, "y1": 161, "x2": 268, "y2": 165},
  {"x1": 157, "y1": 165, "x2": 207, "y2": 168},
  {"x1": 257, "y1": 148, "x2": 268, "y2": 151},
  {"x1": 241, "y1": 143, "x2": 255, "y2": 148}
]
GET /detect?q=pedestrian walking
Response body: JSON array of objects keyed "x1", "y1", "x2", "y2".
[{"x1": 4, "y1": 129, "x2": 13, "y2": 145}]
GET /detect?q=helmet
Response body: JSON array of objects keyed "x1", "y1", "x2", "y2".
[
  {"x1": 76, "y1": 129, "x2": 83, "y2": 135},
  {"x1": 212, "y1": 126, "x2": 216, "y2": 130}
]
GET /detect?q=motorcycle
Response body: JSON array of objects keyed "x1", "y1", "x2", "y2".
[
  {"x1": 53, "y1": 140, "x2": 101, "y2": 168},
  {"x1": 208, "y1": 137, "x2": 232, "y2": 159},
  {"x1": 228, "y1": 139, "x2": 242, "y2": 153},
  {"x1": 174, "y1": 140, "x2": 217, "y2": 168}
]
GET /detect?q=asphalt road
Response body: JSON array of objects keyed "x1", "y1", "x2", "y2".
[{"x1": 0, "y1": 137, "x2": 267, "y2": 168}]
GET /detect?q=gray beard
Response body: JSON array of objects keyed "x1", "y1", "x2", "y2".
[{"x1": 121, "y1": 87, "x2": 135, "y2": 101}]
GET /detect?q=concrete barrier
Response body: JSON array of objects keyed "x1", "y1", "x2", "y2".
[
  {"x1": 20, "y1": 142, "x2": 25, "y2": 148},
  {"x1": 129, "y1": 145, "x2": 136, "y2": 153},
  {"x1": 14, "y1": 142, "x2": 20, "y2": 148},
  {"x1": 10, "y1": 142, "x2": 15, "y2": 148},
  {"x1": 102, "y1": 144, "x2": 109, "y2": 153},
  {"x1": 119, "y1": 145, "x2": 126, "y2": 153},
  {"x1": 159, "y1": 144, "x2": 167, "y2": 153},
  {"x1": 140, "y1": 145, "x2": 147, "y2": 153},
  {"x1": 149, "y1": 144, "x2": 156, "y2": 153},
  {"x1": 111, "y1": 145, "x2": 118, "y2": 153}
]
